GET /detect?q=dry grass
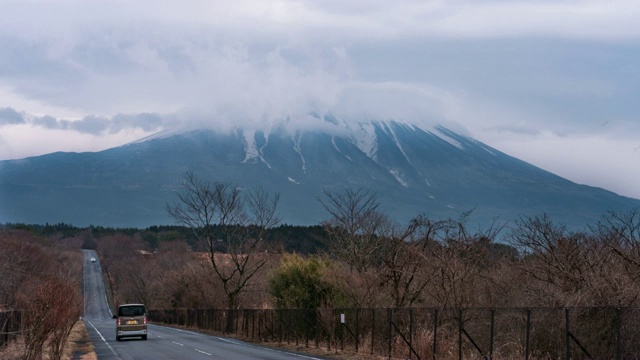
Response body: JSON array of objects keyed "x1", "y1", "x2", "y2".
[
  {"x1": 62, "y1": 320, "x2": 97, "y2": 360},
  {"x1": 0, "y1": 340, "x2": 21, "y2": 360},
  {"x1": 0, "y1": 321, "x2": 97, "y2": 360}
]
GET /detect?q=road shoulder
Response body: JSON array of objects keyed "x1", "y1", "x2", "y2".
[{"x1": 64, "y1": 320, "x2": 97, "y2": 360}]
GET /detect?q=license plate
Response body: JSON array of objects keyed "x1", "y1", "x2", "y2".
[{"x1": 126, "y1": 320, "x2": 137, "y2": 325}]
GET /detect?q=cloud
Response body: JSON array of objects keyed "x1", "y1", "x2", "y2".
[
  {"x1": 421, "y1": 1, "x2": 640, "y2": 40},
  {"x1": 111, "y1": 113, "x2": 164, "y2": 133},
  {"x1": 0, "y1": 107, "x2": 25, "y2": 125},
  {"x1": 32, "y1": 115, "x2": 59, "y2": 129},
  {"x1": 487, "y1": 131, "x2": 640, "y2": 199},
  {"x1": 0, "y1": 2, "x2": 637, "y2": 136},
  {"x1": 1, "y1": 1, "x2": 639, "y2": 118},
  {"x1": 65, "y1": 115, "x2": 110, "y2": 134},
  {"x1": 28, "y1": 112, "x2": 165, "y2": 136}
]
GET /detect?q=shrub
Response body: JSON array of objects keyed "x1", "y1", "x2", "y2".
[{"x1": 268, "y1": 254, "x2": 335, "y2": 309}]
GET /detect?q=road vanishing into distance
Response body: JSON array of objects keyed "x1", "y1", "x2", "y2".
[{"x1": 82, "y1": 250, "x2": 329, "y2": 360}]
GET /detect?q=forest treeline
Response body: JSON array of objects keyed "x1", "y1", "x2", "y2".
[
  {"x1": 3, "y1": 222, "x2": 327, "y2": 254},
  {"x1": 4, "y1": 205, "x2": 639, "y2": 313},
  {"x1": 92, "y1": 206, "x2": 640, "y2": 311}
]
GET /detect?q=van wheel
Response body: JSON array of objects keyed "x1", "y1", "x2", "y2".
[
  {"x1": 116, "y1": 336, "x2": 121, "y2": 341},
  {"x1": 142, "y1": 335, "x2": 147, "y2": 340}
]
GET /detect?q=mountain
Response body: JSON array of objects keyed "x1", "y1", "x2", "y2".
[{"x1": 1, "y1": 118, "x2": 638, "y2": 229}]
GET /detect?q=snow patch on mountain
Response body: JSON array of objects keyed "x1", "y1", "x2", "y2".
[
  {"x1": 292, "y1": 132, "x2": 307, "y2": 173},
  {"x1": 331, "y1": 136, "x2": 352, "y2": 161},
  {"x1": 476, "y1": 142, "x2": 498, "y2": 156},
  {"x1": 389, "y1": 168, "x2": 408, "y2": 187},
  {"x1": 434, "y1": 129, "x2": 464, "y2": 150},
  {"x1": 349, "y1": 121, "x2": 378, "y2": 161},
  {"x1": 127, "y1": 126, "x2": 191, "y2": 144},
  {"x1": 242, "y1": 130, "x2": 272, "y2": 168},
  {"x1": 384, "y1": 123, "x2": 412, "y2": 165},
  {"x1": 242, "y1": 131, "x2": 260, "y2": 162}
]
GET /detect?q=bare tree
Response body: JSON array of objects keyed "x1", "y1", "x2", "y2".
[
  {"x1": 594, "y1": 208, "x2": 640, "y2": 276},
  {"x1": 412, "y1": 212, "x2": 507, "y2": 308},
  {"x1": 0, "y1": 230, "x2": 83, "y2": 360},
  {"x1": 119, "y1": 256, "x2": 160, "y2": 308},
  {"x1": 591, "y1": 208, "x2": 640, "y2": 304},
  {"x1": 508, "y1": 213, "x2": 629, "y2": 306},
  {"x1": 96, "y1": 234, "x2": 145, "y2": 307},
  {"x1": 166, "y1": 170, "x2": 281, "y2": 312},
  {"x1": 319, "y1": 188, "x2": 391, "y2": 272},
  {"x1": 380, "y1": 215, "x2": 454, "y2": 308}
]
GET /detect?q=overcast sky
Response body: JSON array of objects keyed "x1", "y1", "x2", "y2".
[{"x1": 1, "y1": 0, "x2": 639, "y2": 199}]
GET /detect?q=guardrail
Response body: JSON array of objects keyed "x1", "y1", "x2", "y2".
[
  {"x1": 148, "y1": 307, "x2": 640, "y2": 359},
  {"x1": 0, "y1": 310, "x2": 21, "y2": 348}
]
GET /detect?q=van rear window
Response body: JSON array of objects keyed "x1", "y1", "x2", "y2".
[{"x1": 119, "y1": 305, "x2": 145, "y2": 317}]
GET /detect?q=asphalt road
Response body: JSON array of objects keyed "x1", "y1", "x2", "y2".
[{"x1": 81, "y1": 250, "x2": 329, "y2": 360}]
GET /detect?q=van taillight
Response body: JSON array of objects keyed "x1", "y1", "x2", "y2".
[
  {"x1": 116, "y1": 318, "x2": 120, "y2": 326},
  {"x1": 144, "y1": 316, "x2": 147, "y2": 325}
]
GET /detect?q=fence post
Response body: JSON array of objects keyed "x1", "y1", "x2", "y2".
[
  {"x1": 489, "y1": 308, "x2": 495, "y2": 360},
  {"x1": 305, "y1": 309, "x2": 309, "y2": 348},
  {"x1": 525, "y1": 308, "x2": 531, "y2": 360},
  {"x1": 279, "y1": 309, "x2": 283, "y2": 343},
  {"x1": 458, "y1": 308, "x2": 463, "y2": 360},
  {"x1": 0, "y1": 311, "x2": 6, "y2": 348},
  {"x1": 433, "y1": 308, "x2": 438, "y2": 360},
  {"x1": 616, "y1": 307, "x2": 621, "y2": 360},
  {"x1": 314, "y1": 309, "x2": 319, "y2": 349},
  {"x1": 388, "y1": 308, "x2": 393, "y2": 360},
  {"x1": 340, "y1": 310, "x2": 344, "y2": 351},
  {"x1": 244, "y1": 310, "x2": 248, "y2": 336},
  {"x1": 288, "y1": 309, "x2": 292, "y2": 344},
  {"x1": 371, "y1": 308, "x2": 375, "y2": 356},
  {"x1": 355, "y1": 308, "x2": 359, "y2": 353},
  {"x1": 258, "y1": 311, "x2": 261, "y2": 340},
  {"x1": 565, "y1": 308, "x2": 570, "y2": 360},
  {"x1": 409, "y1": 308, "x2": 413, "y2": 360}
]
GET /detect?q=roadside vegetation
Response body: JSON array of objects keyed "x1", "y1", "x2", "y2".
[
  {"x1": 60, "y1": 205, "x2": 639, "y2": 311},
  {"x1": 0, "y1": 228, "x2": 83, "y2": 360},
  {"x1": 2, "y1": 174, "x2": 640, "y2": 357}
]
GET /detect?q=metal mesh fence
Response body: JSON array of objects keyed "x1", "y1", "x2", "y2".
[
  {"x1": 0, "y1": 310, "x2": 21, "y2": 348},
  {"x1": 148, "y1": 307, "x2": 640, "y2": 359}
]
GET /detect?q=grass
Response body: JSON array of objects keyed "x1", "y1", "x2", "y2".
[{"x1": 63, "y1": 320, "x2": 97, "y2": 360}]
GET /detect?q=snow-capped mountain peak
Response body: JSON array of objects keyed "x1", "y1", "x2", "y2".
[{"x1": 2, "y1": 116, "x2": 637, "y2": 229}]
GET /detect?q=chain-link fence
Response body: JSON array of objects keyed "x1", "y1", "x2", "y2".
[
  {"x1": 147, "y1": 307, "x2": 640, "y2": 359},
  {"x1": 0, "y1": 310, "x2": 21, "y2": 348}
]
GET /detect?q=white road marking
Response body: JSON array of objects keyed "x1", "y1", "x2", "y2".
[
  {"x1": 149, "y1": 324, "x2": 324, "y2": 359},
  {"x1": 86, "y1": 320, "x2": 119, "y2": 357},
  {"x1": 215, "y1": 337, "x2": 241, "y2": 345},
  {"x1": 149, "y1": 324, "x2": 201, "y2": 336},
  {"x1": 195, "y1": 349, "x2": 212, "y2": 356},
  {"x1": 268, "y1": 348, "x2": 325, "y2": 360}
]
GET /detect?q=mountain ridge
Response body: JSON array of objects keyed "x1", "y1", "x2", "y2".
[{"x1": 1, "y1": 120, "x2": 638, "y2": 229}]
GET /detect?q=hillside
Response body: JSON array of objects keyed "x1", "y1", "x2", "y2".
[{"x1": 1, "y1": 119, "x2": 638, "y2": 228}]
